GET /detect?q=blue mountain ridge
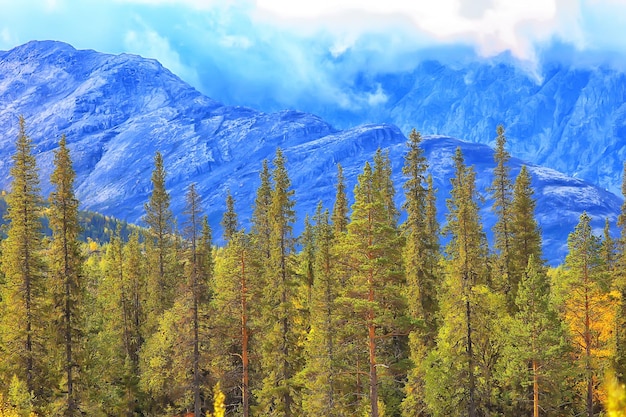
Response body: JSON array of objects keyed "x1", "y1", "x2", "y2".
[
  {"x1": 286, "y1": 54, "x2": 626, "y2": 198},
  {"x1": 0, "y1": 40, "x2": 621, "y2": 264}
]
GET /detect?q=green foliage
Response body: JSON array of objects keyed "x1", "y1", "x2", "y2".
[
  {"x1": 1, "y1": 122, "x2": 624, "y2": 417},
  {"x1": 0, "y1": 116, "x2": 47, "y2": 405}
]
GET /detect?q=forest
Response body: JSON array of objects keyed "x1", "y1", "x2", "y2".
[{"x1": 1, "y1": 117, "x2": 626, "y2": 417}]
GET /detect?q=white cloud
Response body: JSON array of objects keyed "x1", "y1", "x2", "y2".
[
  {"x1": 124, "y1": 26, "x2": 200, "y2": 86},
  {"x1": 253, "y1": 0, "x2": 601, "y2": 62}
]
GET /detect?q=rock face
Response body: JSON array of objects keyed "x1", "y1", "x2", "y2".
[
  {"x1": 0, "y1": 41, "x2": 621, "y2": 263},
  {"x1": 303, "y1": 57, "x2": 626, "y2": 197}
]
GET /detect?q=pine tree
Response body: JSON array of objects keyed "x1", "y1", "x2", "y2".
[
  {"x1": 401, "y1": 130, "x2": 440, "y2": 417},
  {"x1": 252, "y1": 159, "x2": 272, "y2": 260},
  {"x1": 501, "y1": 255, "x2": 569, "y2": 417},
  {"x1": 338, "y1": 158, "x2": 406, "y2": 417},
  {"x1": 222, "y1": 190, "x2": 238, "y2": 243},
  {"x1": 490, "y1": 125, "x2": 515, "y2": 304},
  {"x1": 301, "y1": 206, "x2": 343, "y2": 416},
  {"x1": 616, "y1": 163, "x2": 626, "y2": 383},
  {"x1": 332, "y1": 163, "x2": 349, "y2": 235},
  {"x1": 510, "y1": 165, "x2": 543, "y2": 279},
  {"x1": 562, "y1": 212, "x2": 613, "y2": 417},
  {"x1": 212, "y1": 229, "x2": 258, "y2": 417},
  {"x1": 183, "y1": 183, "x2": 205, "y2": 417},
  {"x1": 48, "y1": 135, "x2": 83, "y2": 415},
  {"x1": 255, "y1": 149, "x2": 301, "y2": 417},
  {"x1": 143, "y1": 151, "x2": 175, "y2": 325},
  {"x1": 425, "y1": 147, "x2": 503, "y2": 417},
  {"x1": 0, "y1": 116, "x2": 46, "y2": 399},
  {"x1": 602, "y1": 218, "x2": 616, "y2": 272}
]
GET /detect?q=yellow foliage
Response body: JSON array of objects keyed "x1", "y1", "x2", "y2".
[
  {"x1": 209, "y1": 382, "x2": 226, "y2": 417},
  {"x1": 605, "y1": 372, "x2": 626, "y2": 416}
]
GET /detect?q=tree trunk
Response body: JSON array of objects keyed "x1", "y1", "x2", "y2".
[
  {"x1": 241, "y1": 252, "x2": 250, "y2": 417},
  {"x1": 466, "y1": 298, "x2": 476, "y2": 417}
]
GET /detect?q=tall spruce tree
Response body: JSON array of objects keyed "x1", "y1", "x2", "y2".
[
  {"x1": 212, "y1": 228, "x2": 257, "y2": 417},
  {"x1": 425, "y1": 148, "x2": 504, "y2": 417},
  {"x1": 144, "y1": 151, "x2": 175, "y2": 323},
  {"x1": 252, "y1": 160, "x2": 273, "y2": 260},
  {"x1": 401, "y1": 130, "x2": 440, "y2": 417},
  {"x1": 490, "y1": 125, "x2": 515, "y2": 304},
  {"x1": 301, "y1": 206, "x2": 339, "y2": 416},
  {"x1": 510, "y1": 165, "x2": 543, "y2": 278},
  {"x1": 338, "y1": 158, "x2": 406, "y2": 417},
  {"x1": 501, "y1": 255, "x2": 569, "y2": 417},
  {"x1": 48, "y1": 135, "x2": 83, "y2": 415},
  {"x1": 184, "y1": 183, "x2": 205, "y2": 417},
  {"x1": 255, "y1": 148, "x2": 301, "y2": 417},
  {"x1": 0, "y1": 116, "x2": 46, "y2": 400},
  {"x1": 332, "y1": 163, "x2": 349, "y2": 235},
  {"x1": 222, "y1": 190, "x2": 238, "y2": 243},
  {"x1": 616, "y1": 163, "x2": 626, "y2": 383},
  {"x1": 562, "y1": 212, "x2": 613, "y2": 417}
]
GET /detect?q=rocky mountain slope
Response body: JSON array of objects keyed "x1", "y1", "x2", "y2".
[
  {"x1": 295, "y1": 56, "x2": 626, "y2": 197},
  {"x1": 0, "y1": 40, "x2": 621, "y2": 263}
]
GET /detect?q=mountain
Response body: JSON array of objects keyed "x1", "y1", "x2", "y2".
[
  {"x1": 284, "y1": 55, "x2": 626, "y2": 197},
  {"x1": 0, "y1": 40, "x2": 622, "y2": 263}
]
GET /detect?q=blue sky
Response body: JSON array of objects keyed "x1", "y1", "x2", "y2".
[{"x1": 1, "y1": 0, "x2": 626, "y2": 117}]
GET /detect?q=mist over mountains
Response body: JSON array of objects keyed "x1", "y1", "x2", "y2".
[{"x1": 0, "y1": 40, "x2": 623, "y2": 263}]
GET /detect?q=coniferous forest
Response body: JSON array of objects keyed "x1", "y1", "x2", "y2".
[{"x1": 2, "y1": 117, "x2": 626, "y2": 417}]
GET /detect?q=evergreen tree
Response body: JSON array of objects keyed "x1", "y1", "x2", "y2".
[
  {"x1": 183, "y1": 183, "x2": 206, "y2": 417},
  {"x1": 425, "y1": 148, "x2": 503, "y2": 417},
  {"x1": 255, "y1": 149, "x2": 301, "y2": 417},
  {"x1": 616, "y1": 163, "x2": 626, "y2": 383},
  {"x1": 143, "y1": 151, "x2": 175, "y2": 325},
  {"x1": 0, "y1": 116, "x2": 47, "y2": 400},
  {"x1": 602, "y1": 218, "x2": 616, "y2": 272},
  {"x1": 338, "y1": 158, "x2": 406, "y2": 417},
  {"x1": 501, "y1": 255, "x2": 569, "y2": 417},
  {"x1": 401, "y1": 130, "x2": 440, "y2": 417},
  {"x1": 490, "y1": 125, "x2": 515, "y2": 303},
  {"x1": 48, "y1": 135, "x2": 84, "y2": 416},
  {"x1": 331, "y1": 163, "x2": 349, "y2": 235},
  {"x1": 121, "y1": 229, "x2": 146, "y2": 414},
  {"x1": 212, "y1": 229, "x2": 258, "y2": 417},
  {"x1": 252, "y1": 160, "x2": 272, "y2": 260},
  {"x1": 562, "y1": 212, "x2": 613, "y2": 417},
  {"x1": 301, "y1": 206, "x2": 344, "y2": 416},
  {"x1": 510, "y1": 165, "x2": 543, "y2": 283},
  {"x1": 221, "y1": 190, "x2": 238, "y2": 243}
]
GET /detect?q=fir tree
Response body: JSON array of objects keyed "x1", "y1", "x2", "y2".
[
  {"x1": 301, "y1": 206, "x2": 343, "y2": 416},
  {"x1": 510, "y1": 165, "x2": 543, "y2": 277},
  {"x1": 252, "y1": 159, "x2": 272, "y2": 260},
  {"x1": 401, "y1": 130, "x2": 440, "y2": 417},
  {"x1": 501, "y1": 255, "x2": 569, "y2": 417},
  {"x1": 425, "y1": 148, "x2": 503, "y2": 417},
  {"x1": 331, "y1": 163, "x2": 349, "y2": 235},
  {"x1": 143, "y1": 151, "x2": 175, "y2": 325},
  {"x1": 0, "y1": 116, "x2": 46, "y2": 399},
  {"x1": 616, "y1": 163, "x2": 626, "y2": 383},
  {"x1": 222, "y1": 190, "x2": 238, "y2": 243},
  {"x1": 256, "y1": 148, "x2": 301, "y2": 417},
  {"x1": 48, "y1": 135, "x2": 83, "y2": 415},
  {"x1": 184, "y1": 183, "x2": 205, "y2": 417},
  {"x1": 562, "y1": 212, "x2": 613, "y2": 417},
  {"x1": 338, "y1": 158, "x2": 406, "y2": 417},
  {"x1": 490, "y1": 125, "x2": 515, "y2": 303}
]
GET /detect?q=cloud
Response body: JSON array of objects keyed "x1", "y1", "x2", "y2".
[
  {"x1": 1, "y1": 0, "x2": 626, "y2": 126},
  {"x1": 123, "y1": 24, "x2": 201, "y2": 87}
]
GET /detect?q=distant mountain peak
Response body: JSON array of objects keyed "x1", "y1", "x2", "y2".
[{"x1": 0, "y1": 40, "x2": 621, "y2": 264}]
